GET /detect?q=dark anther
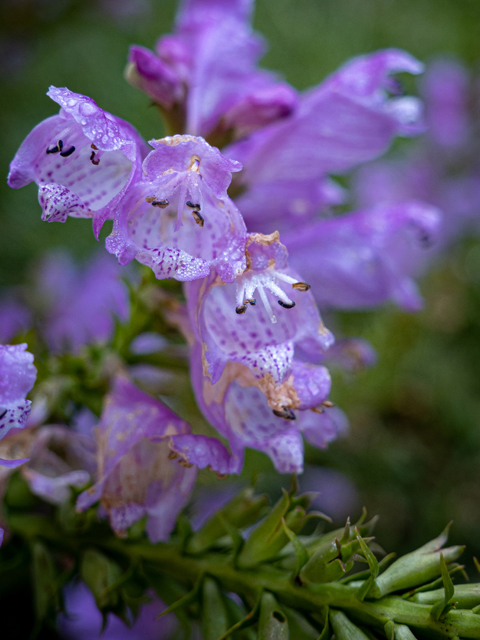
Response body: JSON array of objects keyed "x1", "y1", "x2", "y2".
[
  {"x1": 236, "y1": 304, "x2": 248, "y2": 314},
  {"x1": 292, "y1": 281, "x2": 311, "y2": 292},
  {"x1": 90, "y1": 151, "x2": 100, "y2": 166},
  {"x1": 179, "y1": 459, "x2": 194, "y2": 468},
  {"x1": 192, "y1": 210, "x2": 204, "y2": 227},
  {"x1": 272, "y1": 407, "x2": 296, "y2": 420},
  {"x1": 91, "y1": 143, "x2": 98, "y2": 150},
  {"x1": 245, "y1": 298, "x2": 256, "y2": 306},
  {"x1": 168, "y1": 451, "x2": 179, "y2": 460},
  {"x1": 278, "y1": 299, "x2": 296, "y2": 309},
  {"x1": 46, "y1": 139, "x2": 64, "y2": 154},
  {"x1": 186, "y1": 201, "x2": 201, "y2": 210},
  {"x1": 311, "y1": 406, "x2": 324, "y2": 414},
  {"x1": 0, "y1": 409, "x2": 7, "y2": 420},
  {"x1": 145, "y1": 197, "x2": 169, "y2": 208},
  {"x1": 60, "y1": 145, "x2": 75, "y2": 158}
]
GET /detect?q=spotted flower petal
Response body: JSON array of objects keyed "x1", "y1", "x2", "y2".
[
  {"x1": 106, "y1": 135, "x2": 247, "y2": 283},
  {"x1": 8, "y1": 87, "x2": 148, "y2": 237},
  {"x1": 0, "y1": 344, "x2": 36, "y2": 460}
]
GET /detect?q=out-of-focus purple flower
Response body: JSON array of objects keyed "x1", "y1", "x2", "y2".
[
  {"x1": 36, "y1": 251, "x2": 130, "y2": 353},
  {"x1": 285, "y1": 201, "x2": 441, "y2": 311},
  {"x1": 0, "y1": 344, "x2": 36, "y2": 466},
  {"x1": 57, "y1": 580, "x2": 175, "y2": 640},
  {"x1": 228, "y1": 49, "x2": 424, "y2": 233},
  {"x1": 126, "y1": 0, "x2": 297, "y2": 138},
  {"x1": 106, "y1": 135, "x2": 247, "y2": 282},
  {"x1": 76, "y1": 375, "x2": 235, "y2": 541},
  {"x1": 0, "y1": 424, "x2": 95, "y2": 505},
  {"x1": 322, "y1": 338, "x2": 377, "y2": 372},
  {"x1": 354, "y1": 59, "x2": 480, "y2": 254},
  {"x1": 8, "y1": 87, "x2": 148, "y2": 237},
  {"x1": 0, "y1": 297, "x2": 31, "y2": 343},
  {"x1": 300, "y1": 464, "x2": 360, "y2": 523}
]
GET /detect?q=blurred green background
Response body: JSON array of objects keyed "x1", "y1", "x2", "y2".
[{"x1": 1, "y1": 0, "x2": 480, "y2": 561}]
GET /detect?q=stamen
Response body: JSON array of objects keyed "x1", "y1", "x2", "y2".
[
  {"x1": 186, "y1": 201, "x2": 201, "y2": 210},
  {"x1": 91, "y1": 143, "x2": 98, "y2": 150},
  {"x1": 192, "y1": 210, "x2": 204, "y2": 227},
  {"x1": 245, "y1": 298, "x2": 256, "y2": 306},
  {"x1": 292, "y1": 281, "x2": 311, "y2": 292},
  {"x1": 272, "y1": 407, "x2": 296, "y2": 420},
  {"x1": 90, "y1": 151, "x2": 100, "y2": 165},
  {"x1": 258, "y1": 286, "x2": 277, "y2": 324},
  {"x1": 322, "y1": 400, "x2": 334, "y2": 408},
  {"x1": 278, "y1": 300, "x2": 296, "y2": 309},
  {"x1": 60, "y1": 145, "x2": 75, "y2": 158},
  {"x1": 311, "y1": 406, "x2": 324, "y2": 414},
  {"x1": 179, "y1": 459, "x2": 194, "y2": 468},
  {"x1": 236, "y1": 304, "x2": 248, "y2": 314},
  {"x1": 46, "y1": 139, "x2": 64, "y2": 154},
  {"x1": 168, "y1": 451, "x2": 179, "y2": 460},
  {"x1": 0, "y1": 409, "x2": 7, "y2": 420},
  {"x1": 145, "y1": 197, "x2": 169, "y2": 208}
]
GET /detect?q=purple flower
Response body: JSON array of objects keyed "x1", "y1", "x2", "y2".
[
  {"x1": 106, "y1": 135, "x2": 247, "y2": 282},
  {"x1": 57, "y1": 580, "x2": 175, "y2": 640},
  {"x1": 185, "y1": 232, "x2": 341, "y2": 473},
  {"x1": 285, "y1": 201, "x2": 441, "y2": 311},
  {"x1": 0, "y1": 425, "x2": 95, "y2": 505},
  {"x1": 76, "y1": 375, "x2": 235, "y2": 541},
  {"x1": 126, "y1": 0, "x2": 297, "y2": 138},
  {"x1": 36, "y1": 251, "x2": 130, "y2": 353},
  {"x1": 0, "y1": 344, "x2": 36, "y2": 466},
  {"x1": 227, "y1": 49, "x2": 424, "y2": 233},
  {"x1": 8, "y1": 87, "x2": 148, "y2": 237},
  {"x1": 354, "y1": 58, "x2": 480, "y2": 253},
  {"x1": 0, "y1": 297, "x2": 31, "y2": 344}
]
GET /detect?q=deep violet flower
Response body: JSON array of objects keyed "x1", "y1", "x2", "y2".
[
  {"x1": 355, "y1": 59, "x2": 480, "y2": 252},
  {"x1": 7, "y1": 86, "x2": 148, "y2": 237},
  {"x1": 57, "y1": 581, "x2": 175, "y2": 640},
  {"x1": 76, "y1": 375, "x2": 235, "y2": 541},
  {"x1": 126, "y1": 0, "x2": 297, "y2": 138},
  {"x1": 106, "y1": 134, "x2": 247, "y2": 282},
  {"x1": 227, "y1": 49, "x2": 425, "y2": 234},
  {"x1": 36, "y1": 251, "x2": 130, "y2": 353},
  {"x1": 0, "y1": 344, "x2": 36, "y2": 467}
]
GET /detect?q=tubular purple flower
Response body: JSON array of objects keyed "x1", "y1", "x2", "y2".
[
  {"x1": 8, "y1": 87, "x2": 148, "y2": 238},
  {"x1": 126, "y1": 0, "x2": 297, "y2": 138},
  {"x1": 0, "y1": 344, "x2": 36, "y2": 467},
  {"x1": 106, "y1": 134, "x2": 247, "y2": 282},
  {"x1": 285, "y1": 201, "x2": 441, "y2": 311},
  {"x1": 76, "y1": 375, "x2": 235, "y2": 541},
  {"x1": 187, "y1": 231, "x2": 333, "y2": 385},
  {"x1": 227, "y1": 49, "x2": 425, "y2": 229}
]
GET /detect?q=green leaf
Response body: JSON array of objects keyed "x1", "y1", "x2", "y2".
[
  {"x1": 330, "y1": 610, "x2": 370, "y2": 640},
  {"x1": 258, "y1": 593, "x2": 289, "y2": 640},
  {"x1": 156, "y1": 574, "x2": 203, "y2": 619},
  {"x1": 282, "y1": 517, "x2": 309, "y2": 578},
  {"x1": 31, "y1": 541, "x2": 58, "y2": 620},
  {"x1": 430, "y1": 553, "x2": 456, "y2": 621},
  {"x1": 218, "y1": 594, "x2": 262, "y2": 640},
  {"x1": 394, "y1": 625, "x2": 418, "y2": 640}
]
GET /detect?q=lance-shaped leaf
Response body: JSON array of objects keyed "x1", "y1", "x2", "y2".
[
  {"x1": 410, "y1": 584, "x2": 480, "y2": 608},
  {"x1": 368, "y1": 524, "x2": 464, "y2": 598},
  {"x1": 281, "y1": 518, "x2": 309, "y2": 578},
  {"x1": 258, "y1": 592, "x2": 289, "y2": 640},
  {"x1": 237, "y1": 490, "x2": 290, "y2": 568},
  {"x1": 429, "y1": 554, "x2": 456, "y2": 621},
  {"x1": 394, "y1": 624, "x2": 419, "y2": 640},
  {"x1": 355, "y1": 526, "x2": 380, "y2": 600},
  {"x1": 330, "y1": 610, "x2": 370, "y2": 640},
  {"x1": 187, "y1": 487, "x2": 269, "y2": 554},
  {"x1": 201, "y1": 577, "x2": 229, "y2": 640}
]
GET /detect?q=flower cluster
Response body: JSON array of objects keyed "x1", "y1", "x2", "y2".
[{"x1": 7, "y1": 1, "x2": 441, "y2": 497}]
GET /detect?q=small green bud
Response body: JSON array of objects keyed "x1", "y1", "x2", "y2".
[
  {"x1": 258, "y1": 593, "x2": 289, "y2": 640},
  {"x1": 330, "y1": 610, "x2": 370, "y2": 640},
  {"x1": 201, "y1": 577, "x2": 229, "y2": 640}
]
